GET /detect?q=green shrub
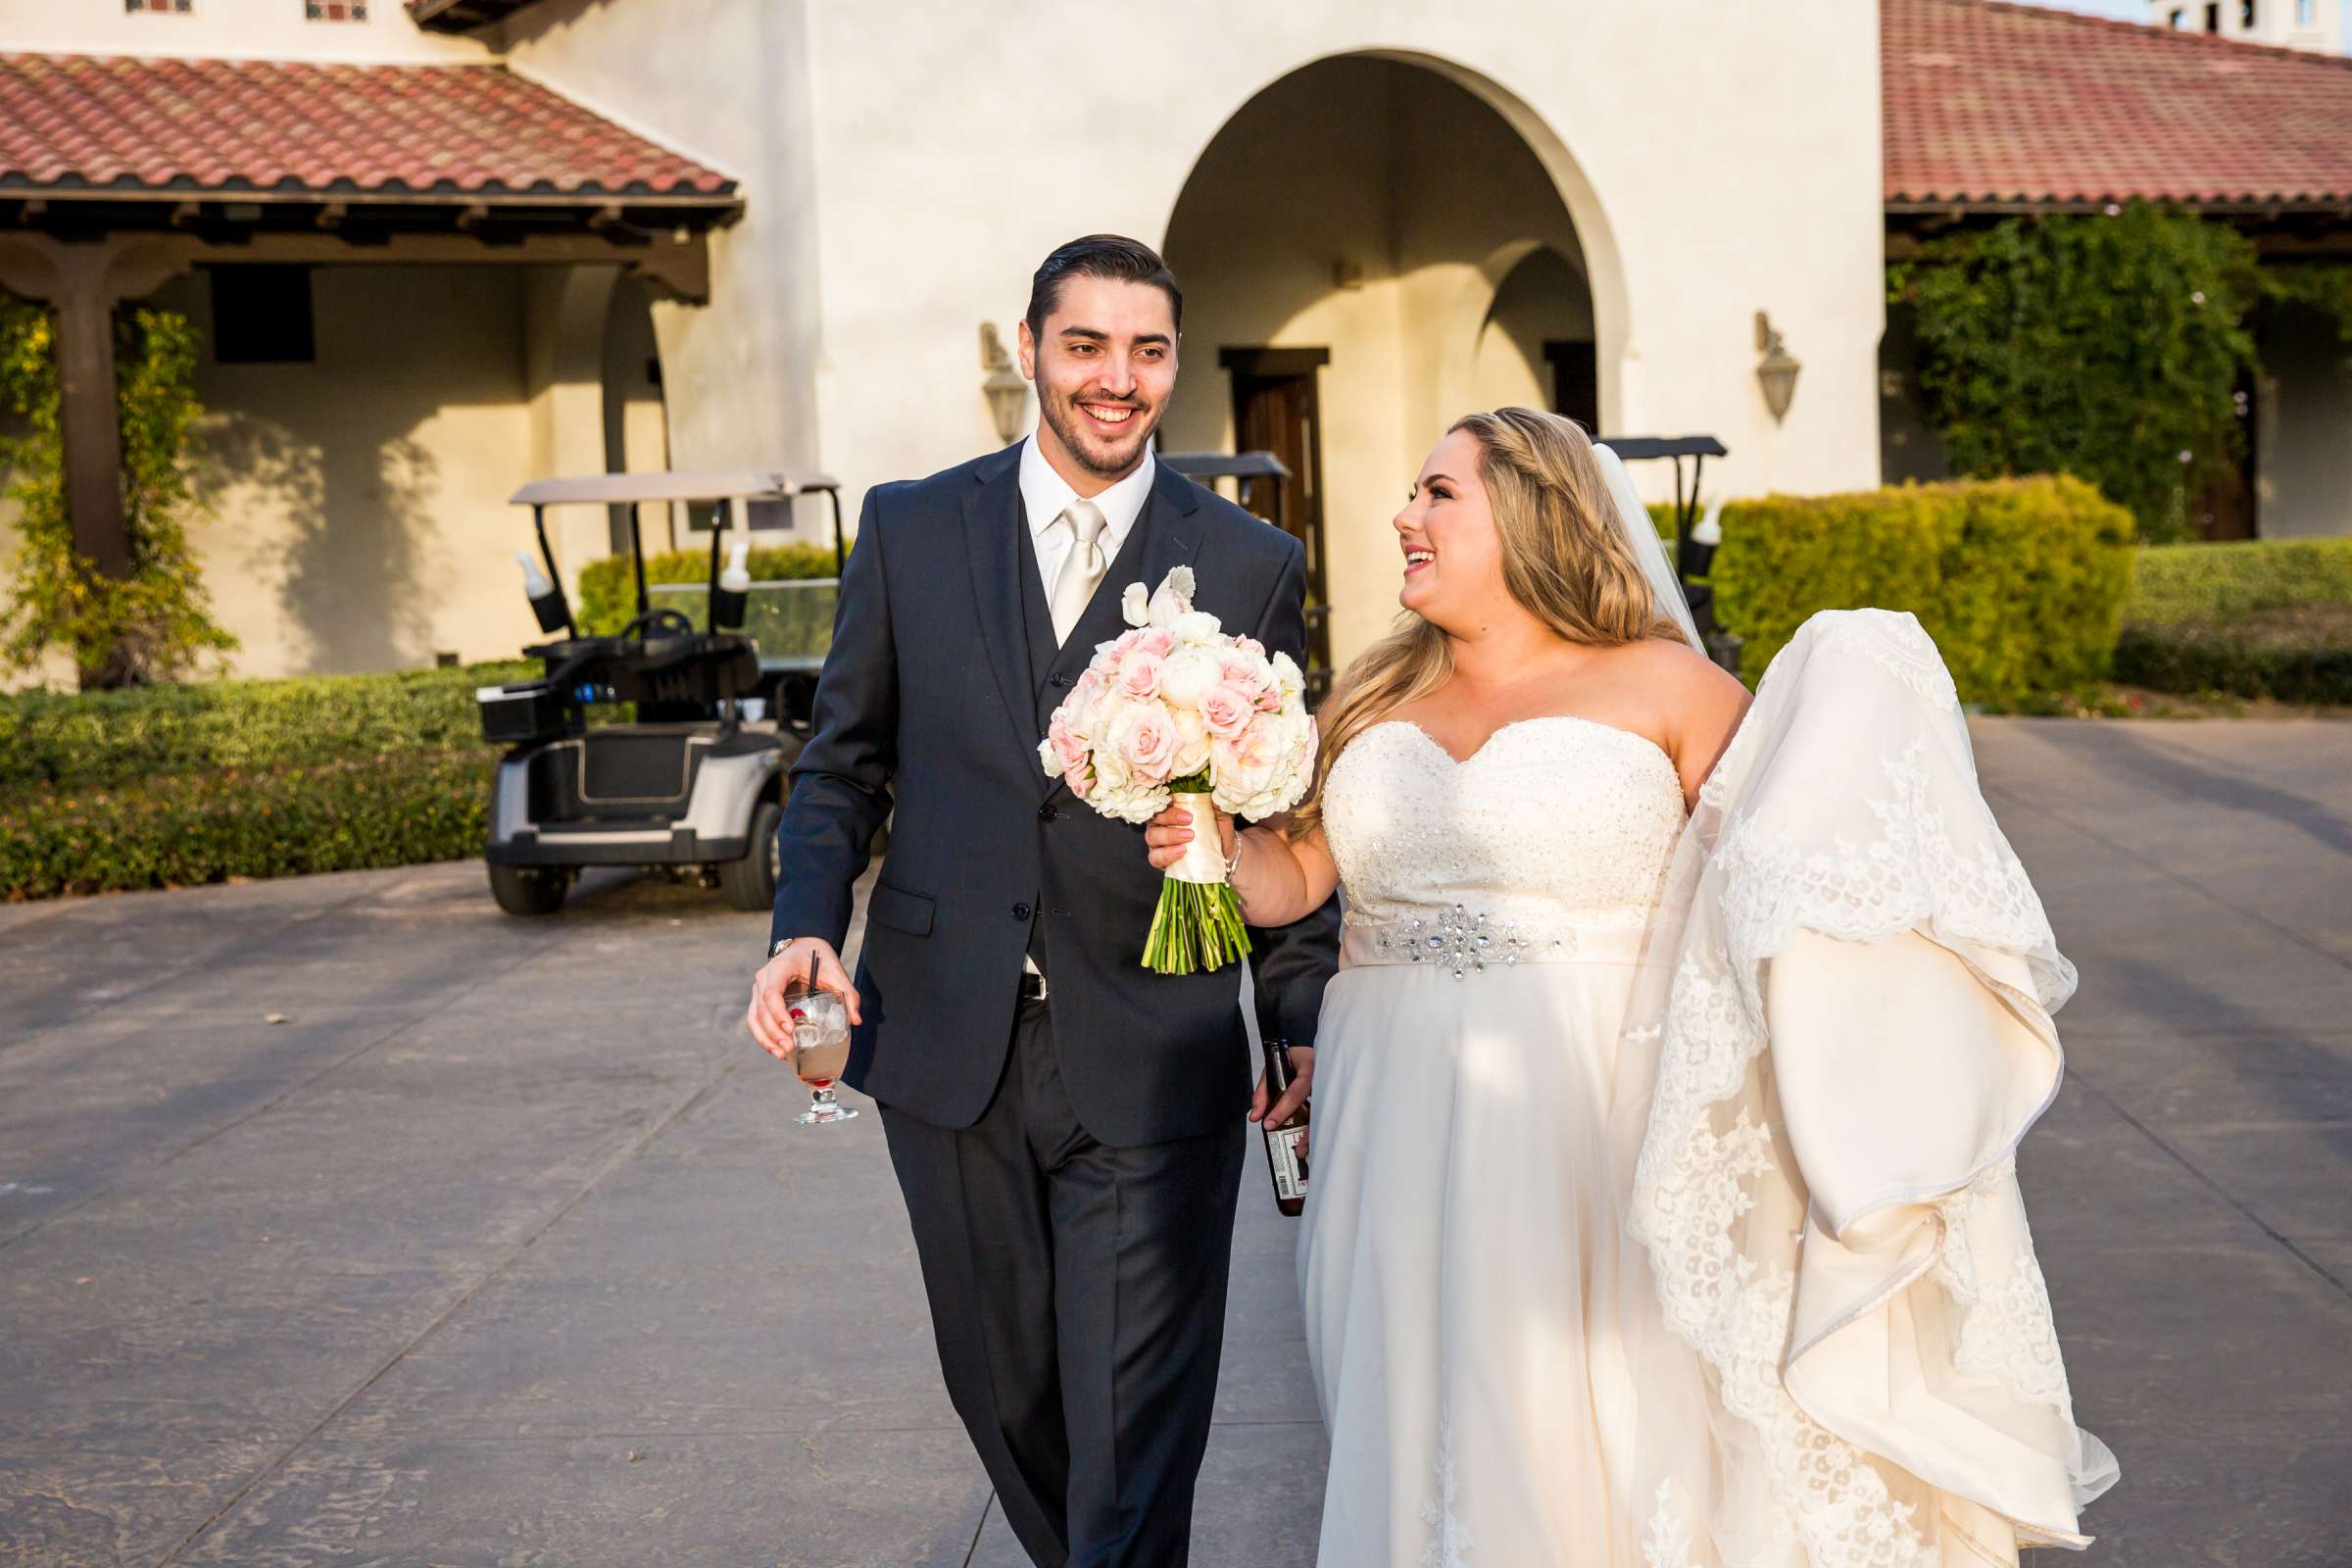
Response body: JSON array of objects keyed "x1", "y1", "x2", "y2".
[
  {"x1": 0, "y1": 661, "x2": 530, "y2": 796},
  {"x1": 1711, "y1": 475, "x2": 2134, "y2": 703},
  {"x1": 576, "y1": 542, "x2": 841, "y2": 636},
  {"x1": 1, "y1": 750, "x2": 491, "y2": 901},
  {"x1": 2114, "y1": 621, "x2": 2352, "y2": 705},
  {"x1": 2124, "y1": 537, "x2": 2352, "y2": 625}
]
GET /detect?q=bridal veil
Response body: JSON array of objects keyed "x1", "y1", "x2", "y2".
[{"x1": 1608, "y1": 609, "x2": 2118, "y2": 1567}]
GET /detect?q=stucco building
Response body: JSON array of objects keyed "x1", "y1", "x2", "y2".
[{"x1": 0, "y1": 0, "x2": 2347, "y2": 685}]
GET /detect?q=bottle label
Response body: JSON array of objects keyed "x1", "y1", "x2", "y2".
[{"x1": 1269, "y1": 1124, "x2": 1307, "y2": 1202}]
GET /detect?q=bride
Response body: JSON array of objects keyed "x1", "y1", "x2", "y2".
[{"x1": 1146, "y1": 409, "x2": 2116, "y2": 1566}]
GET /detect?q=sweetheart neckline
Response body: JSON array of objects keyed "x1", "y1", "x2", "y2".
[{"x1": 1367, "y1": 714, "x2": 1680, "y2": 777}]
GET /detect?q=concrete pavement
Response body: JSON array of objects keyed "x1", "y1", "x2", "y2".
[{"x1": 1, "y1": 715, "x2": 2346, "y2": 1565}]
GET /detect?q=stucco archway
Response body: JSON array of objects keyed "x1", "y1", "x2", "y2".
[{"x1": 1157, "y1": 52, "x2": 1614, "y2": 663}]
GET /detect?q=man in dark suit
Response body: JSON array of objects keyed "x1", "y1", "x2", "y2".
[{"x1": 746, "y1": 235, "x2": 1339, "y2": 1567}]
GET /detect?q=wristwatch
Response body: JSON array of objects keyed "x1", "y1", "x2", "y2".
[{"x1": 770, "y1": 937, "x2": 805, "y2": 958}]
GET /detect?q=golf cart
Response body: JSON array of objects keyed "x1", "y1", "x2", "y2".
[
  {"x1": 473, "y1": 469, "x2": 849, "y2": 915},
  {"x1": 1594, "y1": 434, "x2": 1740, "y2": 673},
  {"x1": 1161, "y1": 450, "x2": 1334, "y2": 704}
]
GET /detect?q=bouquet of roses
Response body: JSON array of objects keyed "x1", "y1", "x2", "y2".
[{"x1": 1039, "y1": 565, "x2": 1317, "y2": 974}]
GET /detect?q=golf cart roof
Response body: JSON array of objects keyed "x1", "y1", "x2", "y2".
[
  {"x1": 1160, "y1": 451, "x2": 1294, "y2": 481},
  {"x1": 1595, "y1": 436, "x2": 1729, "y2": 461},
  {"x1": 509, "y1": 470, "x2": 841, "y2": 507}
]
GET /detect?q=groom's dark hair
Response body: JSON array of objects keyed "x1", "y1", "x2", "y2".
[{"x1": 1025, "y1": 234, "x2": 1184, "y2": 341}]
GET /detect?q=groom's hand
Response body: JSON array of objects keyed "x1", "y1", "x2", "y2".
[
  {"x1": 1249, "y1": 1046, "x2": 1313, "y2": 1155},
  {"x1": 747, "y1": 938, "x2": 861, "y2": 1060}
]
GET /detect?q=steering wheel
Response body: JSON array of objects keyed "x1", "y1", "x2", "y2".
[{"x1": 616, "y1": 608, "x2": 698, "y2": 641}]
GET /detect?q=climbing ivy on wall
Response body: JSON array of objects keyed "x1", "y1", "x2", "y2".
[
  {"x1": 0, "y1": 299, "x2": 235, "y2": 688},
  {"x1": 1888, "y1": 205, "x2": 2266, "y2": 544}
]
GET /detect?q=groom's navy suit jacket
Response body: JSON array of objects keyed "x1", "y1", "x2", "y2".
[{"x1": 769, "y1": 444, "x2": 1340, "y2": 1147}]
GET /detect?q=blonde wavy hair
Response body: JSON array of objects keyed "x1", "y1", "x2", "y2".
[{"x1": 1289, "y1": 407, "x2": 1682, "y2": 841}]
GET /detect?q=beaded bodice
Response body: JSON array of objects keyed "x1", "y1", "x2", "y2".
[{"x1": 1321, "y1": 717, "x2": 1687, "y2": 930}]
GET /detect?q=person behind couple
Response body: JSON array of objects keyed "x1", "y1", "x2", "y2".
[
  {"x1": 747, "y1": 234, "x2": 1340, "y2": 1568},
  {"x1": 1145, "y1": 407, "x2": 1751, "y2": 1565}
]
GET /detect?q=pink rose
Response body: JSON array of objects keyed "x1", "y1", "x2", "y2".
[
  {"x1": 1116, "y1": 649, "x2": 1166, "y2": 701},
  {"x1": 1236, "y1": 636, "x2": 1265, "y2": 659},
  {"x1": 1137, "y1": 627, "x2": 1177, "y2": 659},
  {"x1": 1048, "y1": 711, "x2": 1090, "y2": 780},
  {"x1": 1117, "y1": 708, "x2": 1180, "y2": 781},
  {"x1": 1199, "y1": 682, "x2": 1255, "y2": 740},
  {"x1": 1211, "y1": 718, "x2": 1280, "y2": 801}
]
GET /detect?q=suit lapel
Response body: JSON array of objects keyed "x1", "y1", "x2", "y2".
[{"x1": 959, "y1": 446, "x2": 1043, "y2": 762}]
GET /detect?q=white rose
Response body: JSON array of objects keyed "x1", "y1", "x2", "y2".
[
  {"x1": 1268, "y1": 650, "x2": 1304, "y2": 699},
  {"x1": 1169, "y1": 706, "x2": 1212, "y2": 779},
  {"x1": 1172, "y1": 609, "x2": 1223, "y2": 645},
  {"x1": 1158, "y1": 646, "x2": 1223, "y2": 710}
]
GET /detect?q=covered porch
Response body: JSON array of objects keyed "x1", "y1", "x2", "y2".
[{"x1": 0, "y1": 51, "x2": 743, "y2": 682}]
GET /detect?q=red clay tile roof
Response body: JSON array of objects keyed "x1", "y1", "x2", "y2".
[
  {"x1": 1885, "y1": 0, "x2": 2352, "y2": 207},
  {"x1": 0, "y1": 52, "x2": 738, "y2": 202}
]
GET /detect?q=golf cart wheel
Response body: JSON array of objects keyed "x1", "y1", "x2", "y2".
[
  {"x1": 721, "y1": 799, "x2": 783, "y2": 911},
  {"x1": 489, "y1": 861, "x2": 569, "y2": 916}
]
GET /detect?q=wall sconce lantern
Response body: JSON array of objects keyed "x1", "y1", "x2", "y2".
[
  {"x1": 981, "y1": 321, "x2": 1030, "y2": 447},
  {"x1": 1754, "y1": 311, "x2": 1801, "y2": 424}
]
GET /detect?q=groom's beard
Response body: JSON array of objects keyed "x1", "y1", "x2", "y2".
[{"x1": 1038, "y1": 386, "x2": 1161, "y2": 481}]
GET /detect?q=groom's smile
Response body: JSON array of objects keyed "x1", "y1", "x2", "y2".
[{"x1": 1019, "y1": 271, "x2": 1178, "y2": 487}]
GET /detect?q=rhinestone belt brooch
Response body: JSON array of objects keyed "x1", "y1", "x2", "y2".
[{"x1": 1372, "y1": 904, "x2": 1573, "y2": 978}]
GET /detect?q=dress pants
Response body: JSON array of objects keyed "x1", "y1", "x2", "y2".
[{"x1": 879, "y1": 997, "x2": 1247, "y2": 1568}]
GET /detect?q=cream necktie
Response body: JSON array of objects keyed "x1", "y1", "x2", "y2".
[{"x1": 1048, "y1": 499, "x2": 1109, "y2": 645}]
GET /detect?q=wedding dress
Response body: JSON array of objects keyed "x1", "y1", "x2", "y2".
[{"x1": 1296, "y1": 609, "x2": 2114, "y2": 1567}]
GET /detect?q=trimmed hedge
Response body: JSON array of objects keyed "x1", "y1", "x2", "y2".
[
  {"x1": 1711, "y1": 475, "x2": 2135, "y2": 703},
  {"x1": 2113, "y1": 620, "x2": 2352, "y2": 704},
  {"x1": 2113, "y1": 541, "x2": 2352, "y2": 703},
  {"x1": 2, "y1": 750, "x2": 491, "y2": 901},
  {"x1": 0, "y1": 660, "x2": 529, "y2": 900},
  {"x1": 2124, "y1": 537, "x2": 2352, "y2": 625},
  {"x1": 0, "y1": 661, "x2": 529, "y2": 797},
  {"x1": 577, "y1": 541, "x2": 841, "y2": 636}
]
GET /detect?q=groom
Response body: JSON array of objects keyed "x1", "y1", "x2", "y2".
[{"x1": 748, "y1": 235, "x2": 1339, "y2": 1566}]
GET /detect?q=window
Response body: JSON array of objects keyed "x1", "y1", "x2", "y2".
[
  {"x1": 2205, "y1": 2, "x2": 2222, "y2": 29},
  {"x1": 304, "y1": 0, "x2": 368, "y2": 17},
  {"x1": 2241, "y1": 0, "x2": 2257, "y2": 26},
  {"x1": 125, "y1": 0, "x2": 193, "y2": 11},
  {"x1": 2298, "y1": 0, "x2": 2313, "y2": 24},
  {"x1": 2169, "y1": 7, "x2": 2186, "y2": 23},
  {"x1": 209, "y1": 266, "x2": 318, "y2": 365}
]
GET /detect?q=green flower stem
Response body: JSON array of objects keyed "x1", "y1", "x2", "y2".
[{"x1": 1141, "y1": 778, "x2": 1251, "y2": 975}]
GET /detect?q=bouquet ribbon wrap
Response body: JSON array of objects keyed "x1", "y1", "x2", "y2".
[{"x1": 1164, "y1": 792, "x2": 1230, "y2": 885}]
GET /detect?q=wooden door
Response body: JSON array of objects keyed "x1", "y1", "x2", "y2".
[{"x1": 1222, "y1": 348, "x2": 1333, "y2": 693}]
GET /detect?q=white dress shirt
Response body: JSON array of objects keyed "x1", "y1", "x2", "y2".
[{"x1": 1018, "y1": 434, "x2": 1155, "y2": 604}]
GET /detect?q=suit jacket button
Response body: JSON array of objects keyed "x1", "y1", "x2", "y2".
[
  {"x1": 1012, "y1": 902, "x2": 1033, "y2": 921},
  {"x1": 1038, "y1": 804, "x2": 1058, "y2": 822}
]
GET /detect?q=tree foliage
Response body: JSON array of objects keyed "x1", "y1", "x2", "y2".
[{"x1": 1889, "y1": 205, "x2": 2265, "y2": 543}]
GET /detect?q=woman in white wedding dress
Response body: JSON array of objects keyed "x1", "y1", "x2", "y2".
[{"x1": 1147, "y1": 409, "x2": 2114, "y2": 1567}]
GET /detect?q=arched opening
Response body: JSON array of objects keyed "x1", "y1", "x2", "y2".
[{"x1": 1159, "y1": 54, "x2": 1606, "y2": 664}]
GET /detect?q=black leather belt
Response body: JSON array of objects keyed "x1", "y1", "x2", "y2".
[{"x1": 1018, "y1": 970, "x2": 1050, "y2": 1004}]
